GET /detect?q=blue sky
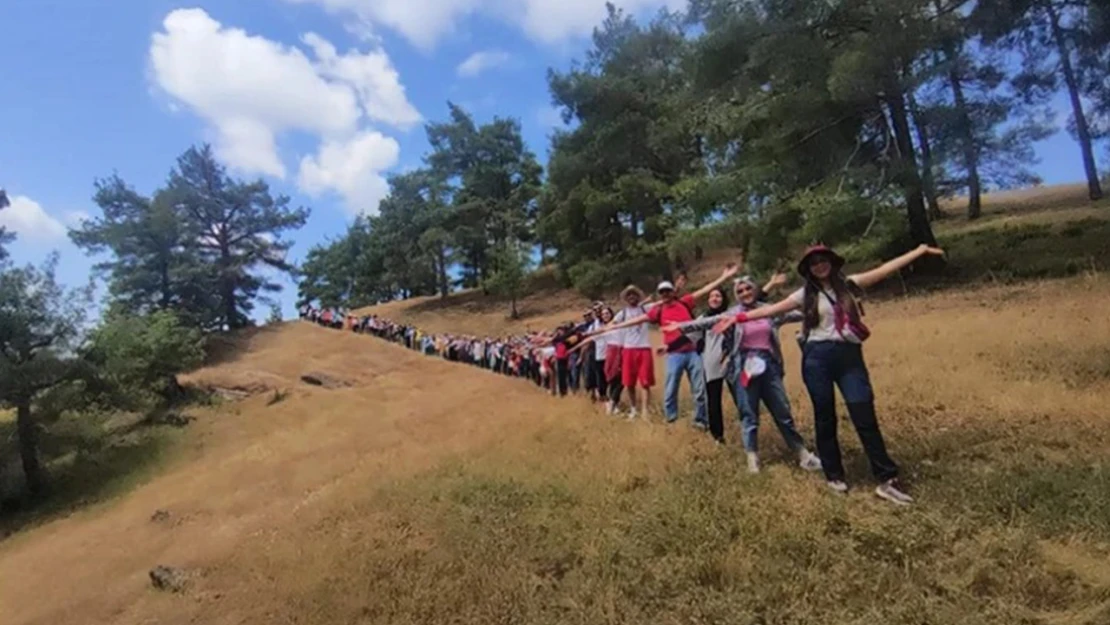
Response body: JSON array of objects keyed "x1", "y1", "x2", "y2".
[{"x1": 0, "y1": 0, "x2": 1096, "y2": 319}]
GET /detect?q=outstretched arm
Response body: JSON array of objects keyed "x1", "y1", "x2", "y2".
[
  {"x1": 661, "y1": 312, "x2": 730, "y2": 335},
  {"x1": 711, "y1": 297, "x2": 800, "y2": 334},
  {"x1": 691, "y1": 262, "x2": 742, "y2": 300},
  {"x1": 849, "y1": 244, "x2": 945, "y2": 289},
  {"x1": 568, "y1": 337, "x2": 595, "y2": 354},
  {"x1": 587, "y1": 314, "x2": 649, "y2": 337}
]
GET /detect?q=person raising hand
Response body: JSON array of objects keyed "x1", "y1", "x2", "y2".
[{"x1": 709, "y1": 243, "x2": 944, "y2": 505}]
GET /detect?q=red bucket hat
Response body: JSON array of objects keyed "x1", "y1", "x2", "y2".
[{"x1": 797, "y1": 244, "x2": 846, "y2": 277}]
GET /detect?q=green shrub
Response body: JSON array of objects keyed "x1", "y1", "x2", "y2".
[
  {"x1": 82, "y1": 311, "x2": 206, "y2": 411},
  {"x1": 567, "y1": 246, "x2": 671, "y2": 299}
]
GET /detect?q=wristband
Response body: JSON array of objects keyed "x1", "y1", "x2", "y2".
[{"x1": 735, "y1": 312, "x2": 749, "y2": 323}]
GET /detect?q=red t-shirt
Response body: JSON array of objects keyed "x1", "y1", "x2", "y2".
[{"x1": 647, "y1": 294, "x2": 696, "y2": 352}]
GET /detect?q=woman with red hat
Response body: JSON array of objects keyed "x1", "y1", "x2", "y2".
[{"x1": 712, "y1": 243, "x2": 944, "y2": 505}]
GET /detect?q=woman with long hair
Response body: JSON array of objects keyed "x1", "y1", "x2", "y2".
[
  {"x1": 666, "y1": 277, "x2": 821, "y2": 473},
  {"x1": 711, "y1": 244, "x2": 944, "y2": 504}
]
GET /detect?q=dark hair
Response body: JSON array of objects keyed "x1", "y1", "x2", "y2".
[
  {"x1": 706, "y1": 287, "x2": 731, "y2": 316},
  {"x1": 802, "y1": 272, "x2": 865, "y2": 332}
]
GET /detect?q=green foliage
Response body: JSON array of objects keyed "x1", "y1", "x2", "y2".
[
  {"x1": 73, "y1": 145, "x2": 309, "y2": 330},
  {"x1": 0, "y1": 188, "x2": 12, "y2": 261},
  {"x1": 485, "y1": 241, "x2": 531, "y2": 318},
  {"x1": 296, "y1": 0, "x2": 1106, "y2": 305},
  {"x1": 0, "y1": 255, "x2": 91, "y2": 494},
  {"x1": 567, "y1": 243, "x2": 671, "y2": 299},
  {"x1": 267, "y1": 303, "x2": 283, "y2": 325},
  {"x1": 298, "y1": 104, "x2": 542, "y2": 304},
  {"x1": 82, "y1": 311, "x2": 205, "y2": 412}
]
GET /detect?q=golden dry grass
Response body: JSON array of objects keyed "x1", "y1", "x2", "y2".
[
  {"x1": 2, "y1": 184, "x2": 1109, "y2": 624},
  {"x1": 1, "y1": 272, "x2": 1109, "y2": 624}
]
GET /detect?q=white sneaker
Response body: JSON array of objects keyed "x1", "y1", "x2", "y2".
[
  {"x1": 875, "y1": 479, "x2": 914, "y2": 506},
  {"x1": 746, "y1": 453, "x2": 761, "y2": 474},
  {"x1": 827, "y1": 480, "x2": 849, "y2": 494},
  {"x1": 605, "y1": 401, "x2": 615, "y2": 415},
  {"x1": 627, "y1": 407, "x2": 638, "y2": 420},
  {"x1": 798, "y1": 450, "x2": 823, "y2": 472}
]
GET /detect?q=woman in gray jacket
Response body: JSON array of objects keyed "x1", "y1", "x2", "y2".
[
  {"x1": 689, "y1": 287, "x2": 733, "y2": 443},
  {"x1": 669, "y1": 276, "x2": 822, "y2": 474}
]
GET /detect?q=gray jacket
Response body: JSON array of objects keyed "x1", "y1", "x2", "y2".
[{"x1": 677, "y1": 303, "x2": 803, "y2": 382}]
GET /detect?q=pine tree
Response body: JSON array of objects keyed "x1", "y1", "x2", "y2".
[{"x1": 168, "y1": 145, "x2": 309, "y2": 329}]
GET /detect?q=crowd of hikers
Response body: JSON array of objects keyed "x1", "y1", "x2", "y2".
[{"x1": 300, "y1": 243, "x2": 946, "y2": 506}]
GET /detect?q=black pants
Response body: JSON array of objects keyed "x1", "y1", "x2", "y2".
[
  {"x1": 706, "y1": 378, "x2": 725, "y2": 442},
  {"x1": 802, "y1": 342, "x2": 898, "y2": 482},
  {"x1": 583, "y1": 350, "x2": 597, "y2": 393},
  {"x1": 556, "y1": 359, "x2": 569, "y2": 396},
  {"x1": 592, "y1": 358, "x2": 608, "y2": 399}
]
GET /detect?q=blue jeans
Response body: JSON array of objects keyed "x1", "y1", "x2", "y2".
[
  {"x1": 801, "y1": 341, "x2": 898, "y2": 482},
  {"x1": 663, "y1": 351, "x2": 708, "y2": 425},
  {"x1": 732, "y1": 352, "x2": 807, "y2": 453},
  {"x1": 568, "y1": 352, "x2": 580, "y2": 390}
]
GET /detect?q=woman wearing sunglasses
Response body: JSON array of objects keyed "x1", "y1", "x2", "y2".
[{"x1": 709, "y1": 243, "x2": 945, "y2": 505}]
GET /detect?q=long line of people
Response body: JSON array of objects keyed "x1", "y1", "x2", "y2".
[{"x1": 300, "y1": 242, "x2": 945, "y2": 506}]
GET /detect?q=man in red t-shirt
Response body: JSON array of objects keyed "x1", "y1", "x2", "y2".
[{"x1": 589, "y1": 262, "x2": 739, "y2": 425}]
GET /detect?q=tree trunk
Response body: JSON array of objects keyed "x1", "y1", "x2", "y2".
[
  {"x1": 220, "y1": 245, "x2": 237, "y2": 330},
  {"x1": 1045, "y1": 1, "x2": 1103, "y2": 201},
  {"x1": 16, "y1": 401, "x2": 45, "y2": 496},
  {"x1": 907, "y1": 89, "x2": 942, "y2": 221},
  {"x1": 510, "y1": 296, "x2": 518, "y2": 320},
  {"x1": 884, "y1": 90, "x2": 940, "y2": 248},
  {"x1": 947, "y1": 62, "x2": 983, "y2": 219}
]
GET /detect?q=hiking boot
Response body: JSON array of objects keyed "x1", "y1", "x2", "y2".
[
  {"x1": 798, "y1": 450, "x2": 823, "y2": 472},
  {"x1": 827, "y1": 480, "x2": 849, "y2": 494},
  {"x1": 875, "y1": 479, "x2": 914, "y2": 506},
  {"x1": 746, "y1": 452, "x2": 761, "y2": 474}
]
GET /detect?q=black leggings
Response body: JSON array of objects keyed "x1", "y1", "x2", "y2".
[
  {"x1": 591, "y1": 358, "x2": 608, "y2": 398},
  {"x1": 706, "y1": 378, "x2": 725, "y2": 442},
  {"x1": 556, "y1": 359, "x2": 569, "y2": 396},
  {"x1": 607, "y1": 373, "x2": 623, "y2": 405}
]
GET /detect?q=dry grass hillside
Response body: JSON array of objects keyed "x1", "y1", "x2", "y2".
[{"x1": 1, "y1": 185, "x2": 1109, "y2": 625}]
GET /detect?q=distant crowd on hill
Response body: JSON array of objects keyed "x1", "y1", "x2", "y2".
[{"x1": 301, "y1": 242, "x2": 945, "y2": 507}]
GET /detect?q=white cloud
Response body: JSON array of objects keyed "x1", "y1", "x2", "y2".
[
  {"x1": 457, "y1": 49, "x2": 511, "y2": 77},
  {"x1": 64, "y1": 210, "x2": 91, "y2": 226},
  {"x1": 0, "y1": 196, "x2": 66, "y2": 241},
  {"x1": 302, "y1": 33, "x2": 421, "y2": 128},
  {"x1": 283, "y1": 0, "x2": 685, "y2": 50},
  {"x1": 149, "y1": 7, "x2": 418, "y2": 197},
  {"x1": 297, "y1": 130, "x2": 401, "y2": 215}
]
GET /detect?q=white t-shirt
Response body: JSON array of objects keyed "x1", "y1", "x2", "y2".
[
  {"x1": 591, "y1": 320, "x2": 611, "y2": 359},
  {"x1": 787, "y1": 287, "x2": 861, "y2": 344},
  {"x1": 613, "y1": 306, "x2": 651, "y2": 348}
]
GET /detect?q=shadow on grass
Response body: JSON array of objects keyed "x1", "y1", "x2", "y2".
[
  {"x1": 0, "y1": 422, "x2": 180, "y2": 540},
  {"x1": 201, "y1": 325, "x2": 283, "y2": 369}
]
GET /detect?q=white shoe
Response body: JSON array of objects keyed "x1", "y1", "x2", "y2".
[
  {"x1": 875, "y1": 479, "x2": 914, "y2": 506},
  {"x1": 627, "y1": 407, "x2": 638, "y2": 420},
  {"x1": 798, "y1": 450, "x2": 823, "y2": 472},
  {"x1": 827, "y1": 480, "x2": 849, "y2": 494},
  {"x1": 605, "y1": 401, "x2": 616, "y2": 415},
  {"x1": 746, "y1": 453, "x2": 761, "y2": 474}
]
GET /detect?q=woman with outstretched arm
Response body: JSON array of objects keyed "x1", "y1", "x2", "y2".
[{"x1": 711, "y1": 244, "x2": 945, "y2": 505}]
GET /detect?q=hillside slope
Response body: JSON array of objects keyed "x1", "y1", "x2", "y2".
[{"x1": 3, "y1": 272, "x2": 1110, "y2": 624}]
